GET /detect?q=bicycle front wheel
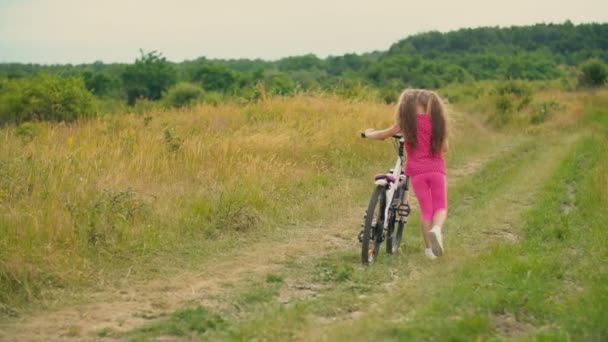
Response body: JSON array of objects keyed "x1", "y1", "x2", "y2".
[{"x1": 361, "y1": 185, "x2": 386, "y2": 265}]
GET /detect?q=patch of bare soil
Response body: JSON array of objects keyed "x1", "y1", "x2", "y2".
[
  {"x1": 562, "y1": 183, "x2": 577, "y2": 214},
  {"x1": 482, "y1": 224, "x2": 520, "y2": 242},
  {"x1": 491, "y1": 313, "x2": 533, "y2": 337},
  {"x1": 450, "y1": 142, "x2": 521, "y2": 182},
  {"x1": 278, "y1": 283, "x2": 324, "y2": 305}
]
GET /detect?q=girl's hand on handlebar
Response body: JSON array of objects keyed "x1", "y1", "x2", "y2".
[
  {"x1": 362, "y1": 125, "x2": 400, "y2": 140},
  {"x1": 361, "y1": 128, "x2": 375, "y2": 138}
]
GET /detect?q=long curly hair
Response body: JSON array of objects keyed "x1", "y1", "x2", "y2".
[{"x1": 396, "y1": 89, "x2": 448, "y2": 155}]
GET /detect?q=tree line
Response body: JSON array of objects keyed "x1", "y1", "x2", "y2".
[{"x1": 0, "y1": 21, "x2": 606, "y2": 124}]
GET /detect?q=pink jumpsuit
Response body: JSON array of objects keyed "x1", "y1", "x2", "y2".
[{"x1": 399, "y1": 114, "x2": 447, "y2": 221}]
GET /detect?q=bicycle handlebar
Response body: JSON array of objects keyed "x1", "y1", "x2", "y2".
[{"x1": 359, "y1": 132, "x2": 403, "y2": 139}]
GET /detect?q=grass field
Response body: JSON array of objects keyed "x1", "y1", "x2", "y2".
[{"x1": 0, "y1": 86, "x2": 607, "y2": 341}]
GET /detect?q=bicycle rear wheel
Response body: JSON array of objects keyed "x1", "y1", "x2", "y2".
[
  {"x1": 361, "y1": 185, "x2": 386, "y2": 265},
  {"x1": 387, "y1": 218, "x2": 405, "y2": 254},
  {"x1": 387, "y1": 187, "x2": 406, "y2": 254}
]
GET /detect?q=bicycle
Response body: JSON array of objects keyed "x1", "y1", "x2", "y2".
[{"x1": 358, "y1": 133, "x2": 412, "y2": 265}]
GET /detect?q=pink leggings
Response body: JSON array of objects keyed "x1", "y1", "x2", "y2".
[{"x1": 411, "y1": 172, "x2": 447, "y2": 221}]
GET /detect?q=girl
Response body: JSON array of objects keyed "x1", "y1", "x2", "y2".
[{"x1": 363, "y1": 89, "x2": 449, "y2": 260}]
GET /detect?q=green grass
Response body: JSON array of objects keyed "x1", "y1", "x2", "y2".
[
  {"x1": 96, "y1": 327, "x2": 114, "y2": 338},
  {"x1": 266, "y1": 273, "x2": 284, "y2": 284},
  {"x1": 129, "y1": 306, "x2": 225, "y2": 341},
  {"x1": 339, "y1": 135, "x2": 608, "y2": 341}
]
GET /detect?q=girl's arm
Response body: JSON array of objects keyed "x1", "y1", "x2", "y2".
[{"x1": 363, "y1": 124, "x2": 401, "y2": 140}]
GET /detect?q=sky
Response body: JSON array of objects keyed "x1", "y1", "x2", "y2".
[{"x1": 0, "y1": 0, "x2": 607, "y2": 64}]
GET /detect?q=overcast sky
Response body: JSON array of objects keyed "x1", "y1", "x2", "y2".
[{"x1": 0, "y1": 0, "x2": 606, "y2": 64}]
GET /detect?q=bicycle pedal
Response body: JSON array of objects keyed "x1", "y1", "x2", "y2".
[
  {"x1": 398, "y1": 203, "x2": 411, "y2": 217},
  {"x1": 357, "y1": 230, "x2": 364, "y2": 243}
]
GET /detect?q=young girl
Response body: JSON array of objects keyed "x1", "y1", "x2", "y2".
[{"x1": 363, "y1": 89, "x2": 449, "y2": 259}]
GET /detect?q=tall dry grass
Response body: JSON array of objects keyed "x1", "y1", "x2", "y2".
[{"x1": 0, "y1": 95, "x2": 399, "y2": 307}]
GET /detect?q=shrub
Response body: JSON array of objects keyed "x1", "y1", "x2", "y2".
[
  {"x1": 495, "y1": 81, "x2": 533, "y2": 110},
  {"x1": 578, "y1": 58, "x2": 608, "y2": 88},
  {"x1": 16, "y1": 122, "x2": 41, "y2": 141},
  {"x1": 164, "y1": 83, "x2": 203, "y2": 107},
  {"x1": 163, "y1": 127, "x2": 182, "y2": 152},
  {"x1": 263, "y1": 73, "x2": 296, "y2": 96},
  {"x1": 84, "y1": 188, "x2": 149, "y2": 247},
  {"x1": 0, "y1": 74, "x2": 95, "y2": 125},
  {"x1": 200, "y1": 91, "x2": 224, "y2": 106},
  {"x1": 130, "y1": 98, "x2": 160, "y2": 115},
  {"x1": 83, "y1": 71, "x2": 117, "y2": 96},
  {"x1": 494, "y1": 95, "x2": 513, "y2": 118},
  {"x1": 490, "y1": 81, "x2": 534, "y2": 126},
  {"x1": 122, "y1": 51, "x2": 177, "y2": 105},
  {"x1": 530, "y1": 101, "x2": 562, "y2": 124},
  {"x1": 191, "y1": 63, "x2": 240, "y2": 92}
]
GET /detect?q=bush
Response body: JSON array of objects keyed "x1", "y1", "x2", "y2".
[
  {"x1": 16, "y1": 122, "x2": 42, "y2": 141},
  {"x1": 191, "y1": 63, "x2": 240, "y2": 92},
  {"x1": 530, "y1": 101, "x2": 562, "y2": 124},
  {"x1": 164, "y1": 83, "x2": 203, "y2": 107},
  {"x1": 83, "y1": 71, "x2": 117, "y2": 96},
  {"x1": 122, "y1": 51, "x2": 177, "y2": 105},
  {"x1": 0, "y1": 74, "x2": 95, "y2": 125},
  {"x1": 495, "y1": 81, "x2": 533, "y2": 110},
  {"x1": 263, "y1": 73, "x2": 296, "y2": 96},
  {"x1": 490, "y1": 81, "x2": 534, "y2": 126},
  {"x1": 130, "y1": 98, "x2": 160, "y2": 115},
  {"x1": 578, "y1": 58, "x2": 608, "y2": 88},
  {"x1": 163, "y1": 127, "x2": 182, "y2": 152},
  {"x1": 83, "y1": 188, "x2": 149, "y2": 247}
]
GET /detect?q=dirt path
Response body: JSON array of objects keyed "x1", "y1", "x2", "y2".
[
  {"x1": 0, "y1": 134, "x2": 526, "y2": 342},
  {"x1": 306, "y1": 133, "x2": 581, "y2": 341}
]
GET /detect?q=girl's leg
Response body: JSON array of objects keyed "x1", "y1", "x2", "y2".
[
  {"x1": 411, "y1": 174, "x2": 434, "y2": 249},
  {"x1": 429, "y1": 173, "x2": 448, "y2": 227},
  {"x1": 421, "y1": 220, "x2": 432, "y2": 248},
  {"x1": 432, "y1": 210, "x2": 447, "y2": 227},
  {"x1": 428, "y1": 173, "x2": 448, "y2": 256}
]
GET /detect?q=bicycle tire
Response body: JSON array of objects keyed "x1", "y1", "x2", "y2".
[
  {"x1": 386, "y1": 187, "x2": 405, "y2": 254},
  {"x1": 361, "y1": 185, "x2": 386, "y2": 265},
  {"x1": 387, "y1": 219, "x2": 405, "y2": 254}
]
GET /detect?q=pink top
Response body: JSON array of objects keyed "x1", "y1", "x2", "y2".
[{"x1": 397, "y1": 114, "x2": 446, "y2": 176}]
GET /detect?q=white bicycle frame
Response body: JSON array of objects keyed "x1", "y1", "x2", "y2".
[{"x1": 374, "y1": 137, "x2": 406, "y2": 230}]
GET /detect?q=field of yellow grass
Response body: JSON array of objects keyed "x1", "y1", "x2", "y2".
[{"x1": 0, "y1": 95, "x2": 411, "y2": 307}]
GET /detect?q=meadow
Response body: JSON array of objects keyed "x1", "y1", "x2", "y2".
[
  {"x1": 0, "y1": 79, "x2": 607, "y2": 340},
  {"x1": 0, "y1": 94, "x2": 396, "y2": 307}
]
